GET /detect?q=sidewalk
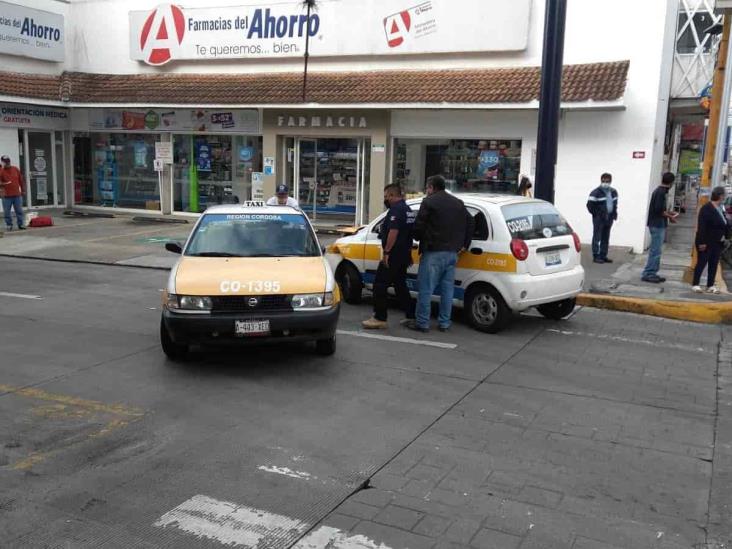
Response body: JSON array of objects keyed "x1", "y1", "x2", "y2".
[
  {"x1": 583, "y1": 193, "x2": 731, "y2": 303},
  {"x1": 0, "y1": 209, "x2": 345, "y2": 269}
]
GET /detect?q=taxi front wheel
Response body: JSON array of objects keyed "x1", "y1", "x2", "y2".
[
  {"x1": 315, "y1": 336, "x2": 336, "y2": 356},
  {"x1": 465, "y1": 285, "x2": 510, "y2": 334},
  {"x1": 160, "y1": 318, "x2": 189, "y2": 361},
  {"x1": 336, "y1": 263, "x2": 363, "y2": 304}
]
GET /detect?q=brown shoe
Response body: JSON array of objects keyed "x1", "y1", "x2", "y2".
[{"x1": 362, "y1": 317, "x2": 388, "y2": 330}]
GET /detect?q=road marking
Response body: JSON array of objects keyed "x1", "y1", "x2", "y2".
[
  {"x1": 154, "y1": 495, "x2": 308, "y2": 547},
  {"x1": 0, "y1": 383, "x2": 144, "y2": 470},
  {"x1": 294, "y1": 525, "x2": 393, "y2": 549},
  {"x1": 546, "y1": 329, "x2": 711, "y2": 354},
  {"x1": 0, "y1": 291, "x2": 42, "y2": 300},
  {"x1": 337, "y1": 330, "x2": 457, "y2": 350},
  {"x1": 258, "y1": 465, "x2": 313, "y2": 480}
]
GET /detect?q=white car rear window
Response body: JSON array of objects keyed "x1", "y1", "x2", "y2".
[{"x1": 502, "y1": 203, "x2": 572, "y2": 240}]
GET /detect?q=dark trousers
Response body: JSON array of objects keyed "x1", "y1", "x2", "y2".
[
  {"x1": 693, "y1": 242, "x2": 723, "y2": 287},
  {"x1": 373, "y1": 260, "x2": 415, "y2": 321},
  {"x1": 592, "y1": 218, "x2": 613, "y2": 259}
]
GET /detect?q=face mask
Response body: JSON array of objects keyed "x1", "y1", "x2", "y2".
[{"x1": 601, "y1": 182, "x2": 611, "y2": 189}]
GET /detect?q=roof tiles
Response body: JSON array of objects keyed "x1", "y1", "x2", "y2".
[{"x1": 0, "y1": 61, "x2": 629, "y2": 105}]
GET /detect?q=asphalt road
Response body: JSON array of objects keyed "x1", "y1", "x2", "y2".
[{"x1": 0, "y1": 257, "x2": 728, "y2": 549}]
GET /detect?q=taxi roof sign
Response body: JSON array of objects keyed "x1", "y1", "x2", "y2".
[{"x1": 243, "y1": 200, "x2": 266, "y2": 208}]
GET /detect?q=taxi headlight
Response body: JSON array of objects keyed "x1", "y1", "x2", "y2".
[
  {"x1": 177, "y1": 295, "x2": 213, "y2": 310},
  {"x1": 291, "y1": 292, "x2": 334, "y2": 309}
]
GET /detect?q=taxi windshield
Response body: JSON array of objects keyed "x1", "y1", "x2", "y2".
[
  {"x1": 502, "y1": 202, "x2": 572, "y2": 240},
  {"x1": 185, "y1": 213, "x2": 321, "y2": 258}
]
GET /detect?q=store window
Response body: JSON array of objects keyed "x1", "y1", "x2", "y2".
[
  {"x1": 173, "y1": 134, "x2": 262, "y2": 213},
  {"x1": 73, "y1": 133, "x2": 160, "y2": 210},
  {"x1": 394, "y1": 138, "x2": 522, "y2": 196}
]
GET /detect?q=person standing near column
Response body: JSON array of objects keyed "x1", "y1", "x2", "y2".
[
  {"x1": 641, "y1": 172, "x2": 678, "y2": 283},
  {"x1": 692, "y1": 186, "x2": 728, "y2": 294},
  {"x1": 0, "y1": 155, "x2": 26, "y2": 231},
  {"x1": 586, "y1": 173, "x2": 618, "y2": 264}
]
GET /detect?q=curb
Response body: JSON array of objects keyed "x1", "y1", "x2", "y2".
[{"x1": 577, "y1": 292, "x2": 732, "y2": 324}]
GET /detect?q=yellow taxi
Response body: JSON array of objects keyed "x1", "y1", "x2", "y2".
[{"x1": 160, "y1": 202, "x2": 340, "y2": 359}]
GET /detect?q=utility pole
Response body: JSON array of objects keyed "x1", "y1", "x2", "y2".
[
  {"x1": 534, "y1": 0, "x2": 567, "y2": 204},
  {"x1": 702, "y1": 14, "x2": 731, "y2": 191},
  {"x1": 301, "y1": 0, "x2": 317, "y2": 102}
]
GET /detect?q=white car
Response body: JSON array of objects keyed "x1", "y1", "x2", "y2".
[{"x1": 326, "y1": 194, "x2": 585, "y2": 333}]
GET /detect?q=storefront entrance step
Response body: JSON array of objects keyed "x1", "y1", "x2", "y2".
[
  {"x1": 63, "y1": 210, "x2": 115, "y2": 219},
  {"x1": 131, "y1": 216, "x2": 189, "y2": 225}
]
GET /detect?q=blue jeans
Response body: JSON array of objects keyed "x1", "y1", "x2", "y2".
[
  {"x1": 2, "y1": 196, "x2": 24, "y2": 228},
  {"x1": 642, "y1": 225, "x2": 666, "y2": 278},
  {"x1": 416, "y1": 251, "x2": 458, "y2": 329}
]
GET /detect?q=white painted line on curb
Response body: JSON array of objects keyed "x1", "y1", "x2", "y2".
[
  {"x1": 294, "y1": 525, "x2": 393, "y2": 549},
  {"x1": 258, "y1": 465, "x2": 313, "y2": 480},
  {"x1": 546, "y1": 328, "x2": 710, "y2": 354},
  {"x1": 0, "y1": 291, "x2": 42, "y2": 300},
  {"x1": 154, "y1": 495, "x2": 308, "y2": 547},
  {"x1": 337, "y1": 330, "x2": 457, "y2": 350}
]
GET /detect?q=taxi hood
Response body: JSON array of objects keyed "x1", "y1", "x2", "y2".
[{"x1": 175, "y1": 256, "x2": 327, "y2": 295}]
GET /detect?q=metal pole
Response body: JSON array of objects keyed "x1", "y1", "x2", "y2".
[
  {"x1": 534, "y1": 0, "x2": 567, "y2": 204},
  {"x1": 713, "y1": 22, "x2": 732, "y2": 189},
  {"x1": 302, "y1": 2, "x2": 312, "y2": 101}
]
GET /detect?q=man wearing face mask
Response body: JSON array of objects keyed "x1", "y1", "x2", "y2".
[
  {"x1": 586, "y1": 173, "x2": 618, "y2": 264},
  {"x1": 362, "y1": 184, "x2": 416, "y2": 329}
]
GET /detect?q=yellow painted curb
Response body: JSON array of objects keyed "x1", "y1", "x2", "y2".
[{"x1": 577, "y1": 293, "x2": 732, "y2": 324}]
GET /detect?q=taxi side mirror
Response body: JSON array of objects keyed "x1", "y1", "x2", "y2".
[{"x1": 165, "y1": 242, "x2": 183, "y2": 254}]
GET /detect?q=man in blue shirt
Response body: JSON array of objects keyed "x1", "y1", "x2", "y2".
[
  {"x1": 362, "y1": 184, "x2": 416, "y2": 329},
  {"x1": 586, "y1": 173, "x2": 619, "y2": 264}
]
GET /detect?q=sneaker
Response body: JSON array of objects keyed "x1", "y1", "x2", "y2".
[
  {"x1": 362, "y1": 317, "x2": 388, "y2": 330},
  {"x1": 692, "y1": 285, "x2": 704, "y2": 293},
  {"x1": 399, "y1": 318, "x2": 416, "y2": 327},
  {"x1": 592, "y1": 258, "x2": 605, "y2": 264},
  {"x1": 403, "y1": 320, "x2": 429, "y2": 333},
  {"x1": 642, "y1": 275, "x2": 663, "y2": 283},
  {"x1": 438, "y1": 326, "x2": 450, "y2": 333},
  {"x1": 601, "y1": 258, "x2": 614, "y2": 264},
  {"x1": 707, "y1": 286, "x2": 721, "y2": 294},
  {"x1": 17, "y1": 226, "x2": 26, "y2": 230}
]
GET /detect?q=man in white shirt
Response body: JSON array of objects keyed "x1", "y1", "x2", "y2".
[{"x1": 266, "y1": 184, "x2": 299, "y2": 208}]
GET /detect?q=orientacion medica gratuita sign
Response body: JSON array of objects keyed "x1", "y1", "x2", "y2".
[
  {"x1": 129, "y1": 0, "x2": 530, "y2": 66},
  {"x1": 0, "y1": 0, "x2": 64, "y2": 62}
]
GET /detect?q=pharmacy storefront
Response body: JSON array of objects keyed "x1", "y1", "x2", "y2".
[
  {"x1": 71, "y1": 108, "x2": 262, "y2": 213},
  {"x1": 263, "y1": 110, "x2": 389, "y2": 226},
  {"x1": 0, "y1": 103, "x2": 70, "y2": 209}
]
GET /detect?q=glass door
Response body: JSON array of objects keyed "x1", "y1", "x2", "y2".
[
  {"x1": 27, "y1": 131, "x2": 55, "y2": 208},
  {"x1": 296, "y1": 138, "x2": 318, "y2": 220},
  {"x1": 295, "y1": 137, "x2": 369, "y2": 226}
]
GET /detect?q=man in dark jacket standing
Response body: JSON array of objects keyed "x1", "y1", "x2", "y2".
[
  {"x1": 641, "y1": 172, "x2": 678, "y2": 283},
  {"x1": 586, "y1": 173, "x2": 618, "y2": 264},
  {"x1": 404, "y1": 175, "x2": 474, "y2": 333},
  {"x1": 692, "y1": 185, "x2": 728, "y2": 293},
  {"x1": 362, "y1": 184, "x2": 416, "y2": 329}
]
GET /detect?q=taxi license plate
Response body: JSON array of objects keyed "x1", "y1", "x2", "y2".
[
  {"x1": 544, "y1": 252, "x2": 562, "y2": 267},
  {"x1": 235, "y1": 320, "x2": 270, "y2": 336}
]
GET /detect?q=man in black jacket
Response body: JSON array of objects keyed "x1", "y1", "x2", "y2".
[
  {"x1": 586, "y1": 173, "x2": 618, "y2": 264},
  {"x1": 404, "y1": 175, "x2": 474, "y2": 333}
]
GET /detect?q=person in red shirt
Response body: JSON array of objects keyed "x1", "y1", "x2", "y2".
[{"x1": 0, "y1": 155, "x2": 26, "y2": 230}]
